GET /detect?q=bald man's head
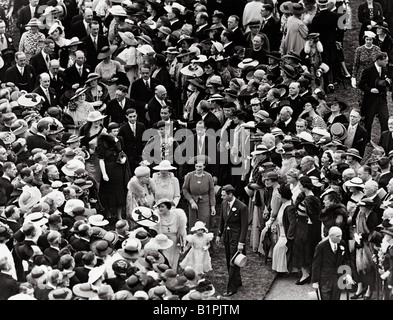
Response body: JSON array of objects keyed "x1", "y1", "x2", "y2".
[
  {"x1": 40, "y1": 73, "x2": 50, "y2": 88},
  {"x1": 329, "y1": 226, "x2": 342, "y2": 243},
  {"x1": 155, "y1": 85, "x2": 167, "y2": 100},
  {"x1": 75, "y1": 50, "x2": 85, "y2": 66}
]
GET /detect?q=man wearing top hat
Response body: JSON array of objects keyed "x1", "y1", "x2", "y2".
[
  {"x1": 216, "y1": 184, "x2": 249, "y2": 297},
  {"x1": 359, "y1": 52, "x2": 391, "y2": 143}
]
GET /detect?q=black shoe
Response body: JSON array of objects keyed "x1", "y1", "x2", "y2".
[
  {"x1": 295, "y1": 276, "x2": 310, "y2": 285},
  {"x1": 222, "y1": 291, "x2": 237, "y2": 297}
]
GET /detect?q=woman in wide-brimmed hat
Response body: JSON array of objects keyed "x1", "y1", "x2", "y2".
[
  {"x1": 282, "y1": 3, "x2": 308, "y2": 56},
  {"x1": 107, "y1": 5, "x2": 128, "y2": 45},
  {"x1": 47, "y1": 19, "x2": 67, "y2": 59},
  {"x1": 375, "y1": 21, "x2": 393, "y2": 58},
  {"x1": 84, "y1": 73, "x2": 110, "y2": 108},
  {"x1": 19, "y1": 18, "x2": 46, "y2": 63},
  {"x1": 64, "y1": 87, "x2": 95, "y2": 136},
  {"x1": 323, "y1": 96, "x2": 349, "y2": 130},
  {"x1": 150, "y1": 199, "x2": 187, "y2": 271},
  {"x1": 78, "y1": 111, "x2": 108, "y2": 185},
  {"x1": 95, "y1": 45, "x2": 125, "y2": 100},
  {"x1": 116, "y1": 31, "x2": 139, "y2": 86},
  {"x1": 152, "y1": 160, "x2": 180, "y2": 207},
  {"x1": 59, "y1": 36, "x2": 83, "y2": 69}
]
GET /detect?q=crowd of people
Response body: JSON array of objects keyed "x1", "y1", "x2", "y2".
[{"x1": 0, "y1": 0, "x2": 393, "y2": 301}]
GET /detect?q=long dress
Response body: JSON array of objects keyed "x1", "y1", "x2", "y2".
[
  {"x1": 351, "y1": 44, "x2": 381, "y2": 104},
  {"x1": 272, "y1": 200, "x2": 291, "y2": 273},
  {"x1": 96, "y1": 134, "x2": 131, "y2": 213},
  {"x1": 152, "y1": 172, "x2": 181, "y2": 207},
  {"x1": 179, "y1": 232, "x2": 214, "y2": 275},
  {"x1": 151, "y1": 208, "x2": 187, "y2": 272}
]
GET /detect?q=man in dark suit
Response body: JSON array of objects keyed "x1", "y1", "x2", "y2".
[
  {"x1": 5, "y1": 51, "x2": 36, "y2": 93},
  {"x1": 182, "y1": 120, "x2": 220, "y2": 178},
  {"x1": 48, "y1": 59, "x2": 66, "y2": 98},
  {"x1": 287, "y1": 81, "x2": 305, "y2": 120},
  {"x1": 309, "y1": 1, "x2": 339, "y2": 90},
  {"x1": 168, "y1": 7, "x2": 183, "y2": 32},
  {"x1": 70, "y1": 7, "x2": 94, "y2": 40},
  {"x1": 260, "y1": 3, "x2": 281, "y2": 51},
  {"x1": 130, "y1": 64, "x2": 161, "y2": 126},
  {"x1": 81, "y1": 20, "x2": 109, "y2": 69},
  {"x1": 359, "y1": 52, "x2": 391, "y2": 142},
  {"x1": 64, "y1": 50, "x2": 91, "y2": 90},
  {"x1": 104, "y1": 84, "x2": 136, "y2": 127},
  {"x1": 26, "y1": 119, "x2": 53, "y2": 152},
  {"x1": 29, "y1": 38, "x2": 55, "y2": 76},
  {"x1": 343, "y1": 108, "x2": 368, "y2": 157},
  {"x1": 227, "y1": 15, "x2": 245, "y2": 46},
  {"x1": 220, "y1": 29, "x2": 236, "y2": 58},
  {"x1": 74, "y1": 251, "x2": 96, "y2": 283},
  {"x1": 311, "y1": 226, "x2": 354, "y2": 300},
  {"x1": 300, "y1": 155, "x2": 321, "y2": 179},
  {"x1": 379, "y1": 116, "x2": 393, "y2": 155},
  {"x1": 196, "y1": 100, "x2": 221, "y2": 132},
  {"x1": 0, "y1": 162, "x2": 17, "y2": 207},
  {"x1": 147, "y1": 85, "x2": 171, "y2": 128},
  {"x1": 16, "y1": 0, "x2": 41, "y2": 33},
  {"x1": 216, "y1": 184, "x2": 249, "y2": 297},
  {"x1": 218, "y1": 102, "x2": 238, "y2": 186},
  {"x1": 275, "y1": 106, "x2": 297, "y2": 135},
  {"x1": 118, "y1": 109, "x2": 147, "y2": 175},
  {"x1": 378, "y1": 157, "x2": 393, "y2": 192},
  {"x1": 33, "y1": 72, "x2": 57, "y2": 116},
  {"x1": 0, "y1": 257, "x2": 19, "y2": 300},
  {"x1": 192, "y1": 11, "x2": 210, "y2": 42}
]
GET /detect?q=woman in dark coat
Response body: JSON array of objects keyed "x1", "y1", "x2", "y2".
[
  {"x1": 292, "y1": 189, "x2": 322, "y2": 285},
  {"x1": 97, "y1": 123, "x2": 131, "y2": 222},
  {"x1": 350, "y1": 198, "x2": 379, "y2": 300},
  {"x1": 320, "y1": 188, "x2": 350, "y2": 245}
]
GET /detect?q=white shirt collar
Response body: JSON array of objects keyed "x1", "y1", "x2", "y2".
[{"x1": 228, "y1": 197, "x2": 236, "y2": 208}]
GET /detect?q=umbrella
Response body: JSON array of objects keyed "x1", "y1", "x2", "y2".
[{"x1": 260, "y1": 227, "x2": 272, "y2": 264}]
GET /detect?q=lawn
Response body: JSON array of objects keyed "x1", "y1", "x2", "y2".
[{"x1": 190, "y1": 0, "x2": 391, "y2": 300}]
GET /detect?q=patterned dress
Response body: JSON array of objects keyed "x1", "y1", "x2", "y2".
[
  {"x1": 352, "y1": 44, "x2": 381, "y2": 103},
  {"x1": 18, "y1": 31, "x2": 46, "y2": 63}
]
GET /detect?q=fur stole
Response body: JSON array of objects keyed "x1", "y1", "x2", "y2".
[{"x1": 127, "y1": 176, "x2": 156, "y2": 197}]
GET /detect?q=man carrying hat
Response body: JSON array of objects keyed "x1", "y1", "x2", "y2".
[
  {"x1": 309, "y1": 0, "x2": 340, "y2": 92},
  {"x1": 216, "y1": 184, "x2": 249, "y2": 297}
]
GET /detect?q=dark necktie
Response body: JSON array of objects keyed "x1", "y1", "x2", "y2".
[
  {"x1": 227, "y1": 202, "x2": 231, "y2": 216},
  {"x1": 93, "y1": 37, "x2": 97, "y2": 51},
  {"x1": 145, "y1": 80, "x2": 149, "y2": 88}
]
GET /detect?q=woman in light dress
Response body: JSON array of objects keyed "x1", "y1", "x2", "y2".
[{"x1": 152, "y1": 160, "x2": 180, "y2": 207}]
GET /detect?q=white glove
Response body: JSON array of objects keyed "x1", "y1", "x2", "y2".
[{"x1": 351, "y1": 77, "x2": 356, "y2": 88}]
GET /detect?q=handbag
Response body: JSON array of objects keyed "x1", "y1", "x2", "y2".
[{"x1": 116, "y1": 150, "x2": 127, "y2": 164}]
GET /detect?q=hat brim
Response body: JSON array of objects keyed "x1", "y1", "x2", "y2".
[
  {"x1": 153, "y1": 164, "x2": 177, "y2": 170},
  {"x1": 345, "y1": 153, "x2": 362, "y2": 161},
  {"x1": 151, "y1": 238, "x2": 174, "y2": 250},
  {"x1": 131, "y1": 207, "x2": 161, "y2": 227},
  {"x1": 97, "y1": 47, "x2": 117, "y2": 60},
  {"x1": 230, "y1": 251, "x2": 247, "y2": 267}
]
